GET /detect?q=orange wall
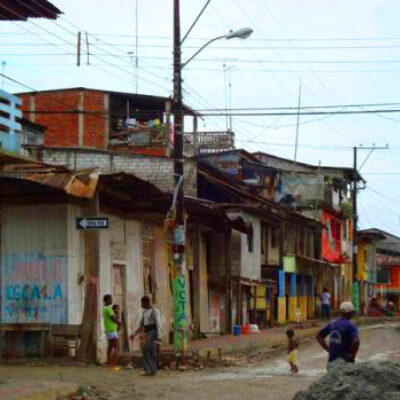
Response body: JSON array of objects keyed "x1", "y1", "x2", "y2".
[{"x1": 376, "y1": 266, "x2": 400, "y2": 291}]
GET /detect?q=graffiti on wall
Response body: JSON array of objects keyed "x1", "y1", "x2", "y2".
[
  {"x1": 173, "y1": 274, "x2": 188, "y2": 352},
  {"x1": 1, "y1": 253, "x2": 68, "y2": 323}
]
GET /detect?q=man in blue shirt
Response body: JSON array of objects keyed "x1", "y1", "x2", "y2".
[{"x1": 316, "y1": 301, "x2": 360, "y2": 369}]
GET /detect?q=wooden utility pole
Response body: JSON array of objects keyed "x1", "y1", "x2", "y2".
[
  {"x1": 78, "y1": 191, "x2": 100, "y2": 362},
  {"x1": 172, "y1": 0, "x2": 187, "y2": 364},
  {"x1": 77, "y1": 31, "x2": 81, "y2": 66},
  {"x1": 352, "y1": 144, "x2": 388, "y2": 312},
  {"x1": 293, "y1": 78, "x2": 302, "y2": 163},
  {"x1": 352, "y1": 147, "x2": 358, "y2": 283}
]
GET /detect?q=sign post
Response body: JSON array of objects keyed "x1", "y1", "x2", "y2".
[{"x1": 76, "y1": 217, "x2": 109, "y2": 230}]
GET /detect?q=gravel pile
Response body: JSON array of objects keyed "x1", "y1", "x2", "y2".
[{"x1": 293, "y1": 361, "x2": 400, "y2": 400}]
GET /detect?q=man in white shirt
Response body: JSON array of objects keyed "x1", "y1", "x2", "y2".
[
  {"x1": 130, "y1": 295, "x2": 162, "y2": 376},
  {"x1": 321, "y1": 288, "x2": 331, "y2": 320}
]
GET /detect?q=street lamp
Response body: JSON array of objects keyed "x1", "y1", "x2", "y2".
[
  {"x1": 181, "y1": 27, "x2": 253, "y2": 68},
  {"x1": 172, "y1": 0, "x2": 252, "y2": 363}
]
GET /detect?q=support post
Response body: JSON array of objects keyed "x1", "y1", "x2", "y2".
[
  {"x1": 299, "y1": 275, "x2": 307, "y2": 321},
  {"x1": 307, "y1": 275, "x2": 315, "y2": 318},
  {"x1": 277, "y1": 270, "x2": 286, "y2": 324},
  {"x1": 289, "y1": 273, "x2": 297, "y2": 322},
  {"x1": 192, "y1": 227, "x2": 201, "y2": 337},
  {"x1": 224, "y1": 231, "x2": 232, "y2": 333},
  {"x1": 78, "y1": 191, "x2": 100, "y2": 362}
]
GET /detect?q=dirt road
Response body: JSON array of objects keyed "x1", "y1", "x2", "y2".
[{"x1": 0, "y1": 323, "x2": 399, "y2": 400}]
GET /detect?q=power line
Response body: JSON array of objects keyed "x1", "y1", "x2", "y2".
[
  {"x1": 195, "y1": 108, "x2": 400, "y2": 117},
  {"x1": 6, "y1": 62, "x2": 400, "y2": 74},
  {"x1": 186, "y1": 102, "x2": 400, "y2": 112},
  {"x1": 5, "y1": 31, "x2": 400, "y2": 42},
  {"x1": 5, "y1": 51, "x2": 400, "y2": 64},
  {"x1": 11, "y1": 0, "x2": 172, "y2": 94},
  {"x1": 7, "y1": 42, "x2": 400, "y2": 50}
]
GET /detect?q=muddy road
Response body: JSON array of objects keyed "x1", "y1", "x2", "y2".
[{"x1": 0, "y1": 323, "x2": 399, "y2": 400}]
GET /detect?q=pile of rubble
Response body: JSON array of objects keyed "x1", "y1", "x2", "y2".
[{"x1": 294, "y1": 361, "x2": 400, "y2": 400}]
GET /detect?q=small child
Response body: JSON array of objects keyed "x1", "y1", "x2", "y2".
[
  {"x1": 112, "y1": 304, "x2": 121, "y2": 332},
  {"x1": 286, "y1": 329, "x2": 299, "y2": 373}
]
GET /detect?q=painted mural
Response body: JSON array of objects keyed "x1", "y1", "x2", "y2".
[{"x1": 1, "y1": 252, "x2": 68, "y2": 324}]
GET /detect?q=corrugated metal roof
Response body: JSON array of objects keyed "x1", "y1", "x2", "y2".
[
  {"x1": 0, "y1": 0, "x2": 62, "y2": 21},
  {"x1": 0, "y1": 162, "x2": 98, "y2": 200}
]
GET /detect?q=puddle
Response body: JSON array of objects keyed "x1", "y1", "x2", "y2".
[
  {"x1": 360, "y1": 350, "x2": 399, "y2": 362},
  {"x1": 361, "y1": 323, "x2": 399, "y2": 331}
]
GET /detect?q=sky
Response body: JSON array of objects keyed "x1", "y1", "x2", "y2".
[{"x1": 2, "y1": 0, "x2": 400, "y2": 235}]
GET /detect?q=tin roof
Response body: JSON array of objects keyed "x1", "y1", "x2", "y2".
[{"x1": 0, "y1": 0, "x2": 61, "y2": 21}]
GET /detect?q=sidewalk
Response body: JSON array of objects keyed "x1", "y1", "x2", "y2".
[
  {"x1": 153, "y1": 320, "x2": 322, "y2": 361},
  {"x1": 159, "y1": 316, "x2": 396, "y2": 359},
  {"x1": 0, "y1": 380, "x2": 79, "y2": 400}
]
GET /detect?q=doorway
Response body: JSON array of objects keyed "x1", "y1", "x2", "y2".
[{"x1": 112, "y1": 264, "x2": 129, "y2": 352}]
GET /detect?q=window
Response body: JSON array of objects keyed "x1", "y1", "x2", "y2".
[
  {"x1": 377, "y1": 268, "x2": 391, "y2": 284},
  {"x1": 247, "y1": 224, "x2": 254, "y2": 253}
]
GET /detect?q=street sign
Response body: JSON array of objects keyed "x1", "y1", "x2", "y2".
[{"x1": 76, "y1": 217, "x2": 109, "y2": 230}]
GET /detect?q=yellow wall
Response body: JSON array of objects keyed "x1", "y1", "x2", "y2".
[{"x1": 357, "y1": 240, "x2": 369, "y2": 282}]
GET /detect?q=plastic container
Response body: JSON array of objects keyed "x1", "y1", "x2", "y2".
[
  {"x1": 233, "y1": 325, "x2": 241, "y2": 336},
  {"x1": 241, "y1": 324, "x2": 251, "y2": 335},
  {"x1": 249, "y1": 324, "x2": 260, "y2": 333}
]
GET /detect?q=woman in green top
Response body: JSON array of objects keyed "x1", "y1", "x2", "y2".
[{"x1": 103, "y1": 294, "x2": 121, "y2": 369}]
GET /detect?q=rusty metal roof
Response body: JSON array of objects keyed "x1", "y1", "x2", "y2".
[
  {"x1": 0, "y1": 161, "x2": 98, "y2": 200},
  {"x1": 0, "y1": 0, "x2": 62, "y2": 21}
]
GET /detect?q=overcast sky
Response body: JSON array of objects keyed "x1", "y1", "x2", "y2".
[{"x1": 2, "y1": 0, "x2": 400, "y2": 235}]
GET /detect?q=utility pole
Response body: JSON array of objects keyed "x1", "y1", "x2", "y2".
[
  {"x1": 352, "y1": 146, "x2": 358, "y2": 283},
  {"x1": 293, "y1": 78, "x2": 302, "y2": 163},
  {"x1": 170, "y1": 3, "x2": 252, "y2": 364},
  {"x1": 352, "y1": 144, "x2": 388, "y2": 312},
  {"x1": 172, "y1": 0, "x2": 187, "y2": 366},
  {"x1": 135, "y1": 0, "x2": 139, "y2": 93}
]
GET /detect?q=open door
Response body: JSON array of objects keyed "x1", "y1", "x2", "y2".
[{"x1": 112, "y1": 264, "x2": 129, "y2": 352}]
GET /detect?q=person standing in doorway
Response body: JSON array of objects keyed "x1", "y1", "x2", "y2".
[
  {"x1": 321, "y1": 288, "x2": 331, "y2": 320},
  {"x1": 103, "y1": 294, "x2": 121, "y2": 370},
  {"x1": 130, "y1": 295, "x2": 162, "y2": 376},
  {"x1": 316, "y1": 301, "x2": 360, "y2": 370}
]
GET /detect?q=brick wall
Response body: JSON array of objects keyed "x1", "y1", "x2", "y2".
[
  {"x1": 19, "y1": 89, "x2": 108, "y2": 150},
  {"x1": 20, "y1": 90, "x2": 81, "y2": 147},
  {"x1": 83, "y1": 90, "x2": 108, "y2": 148},
  {"x1": 33, "y1": 147, "x2": 197, "y2": 196}
]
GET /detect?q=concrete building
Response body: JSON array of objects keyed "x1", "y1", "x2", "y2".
[
  {"x1": 196, "y1": 154, "x2": 322, "y2": 325},
  {"x1": 0, "y1": 151, "x2": 243, "y2": 359},
  {"x1": 253, "y1": 151, "x2": 363, "y2": 314}
]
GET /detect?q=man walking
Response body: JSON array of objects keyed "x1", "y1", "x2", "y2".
[
  {"x1": 316, "y1": 301, "x2": 360, "y2": 370},
  {"x1": 130, "y1": 295, "x2": 162, "y2": 376},
  {"x1": 321, "y1": 288, "x2": 331, "y2": 320}
]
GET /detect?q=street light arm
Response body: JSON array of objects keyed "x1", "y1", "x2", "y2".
[
  {"x1": 181, "y1": 0, "x2": 211, "y2": 45},
  {"x1": 181, "y1": 35, "x2": 226, "y2": 69}
]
